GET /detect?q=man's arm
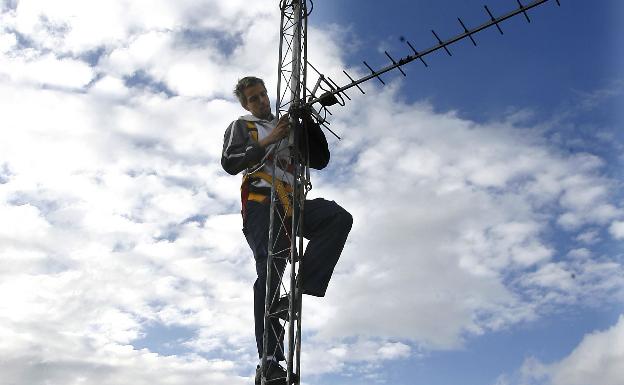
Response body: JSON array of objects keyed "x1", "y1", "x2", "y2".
[
  {"x1": 221, "y1": 118, "x2": 291, "y2": 175},
  {"x1": 221, "y1": 120, "x2": 265, "y2": 175}
]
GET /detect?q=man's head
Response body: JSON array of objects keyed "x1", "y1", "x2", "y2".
[{"x1": 234, "y1": 76, "x2": 271, "y2": 120}]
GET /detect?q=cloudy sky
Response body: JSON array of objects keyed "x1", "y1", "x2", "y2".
[{"x1": 0, "y1": 1, "x2": 622, "y2": 385}]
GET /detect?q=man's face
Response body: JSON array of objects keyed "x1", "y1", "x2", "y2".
[{"x1": 242, "y1": 83, "x2": 271, "y2": 120}]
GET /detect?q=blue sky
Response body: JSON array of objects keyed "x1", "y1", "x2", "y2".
[
  {"x1": 0, "y1": 1, "x2": 623, "y2": 385},
  {"x1": 316, "y1": 0, "x2": 622, "y2": 117},
  {"x1": 304, "y1": 1, "x2": 624, "y2": 384},
  {"x1": 321, "y1": 1, "x2": 623, "y2": 383}
]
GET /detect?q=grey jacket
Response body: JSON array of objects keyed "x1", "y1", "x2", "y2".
[{"x1": 221, "y1": 114, "x2": 330, "y2": 187}]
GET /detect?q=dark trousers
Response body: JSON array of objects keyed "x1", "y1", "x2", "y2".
[{"x1": 243, "y1": 198, "x2": 353, "y2": 360}]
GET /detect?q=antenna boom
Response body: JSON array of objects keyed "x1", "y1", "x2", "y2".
[{"x1": 306, "y1": 0, "x2": 558, "y2": 107}]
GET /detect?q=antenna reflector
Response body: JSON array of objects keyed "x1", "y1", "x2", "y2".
[
  {"x1": 458, "y1": 17, "x2": 477, "y2": 46},
  {"x1": 343, "y1": 70, "x2": 366, "y2": 94},
  {"x1": 363, "y1": 61, "x2": 386, "y2": 85},
  {"x1": 384, "y1": 51, "x2": 407, "y2": 76},
  {"x1": 327, "y1": 76, "x2": 351, "y2": 100},
  {"x1": 517, "y1": 0, "x2": 532, "y2": 22},
  {"x1": 321, "y1": 122, "x2": 341, "y2": 140},
  {"x1": 405, "y1": 40, "x2": 429, "y2": 67},
  {"x1": 484, "y1": 5, "x2": 504, "y2": 35},
  {"x1": 432, "y1": 29, "x2": 452, "y2": 56}
]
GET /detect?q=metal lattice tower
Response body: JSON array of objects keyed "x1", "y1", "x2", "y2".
[
  {"x1": 260, "y1": 1, "x2": 308, "y2": 384},
  {"x1": 259, "y1": 0, "x2": 560, "y2": 384}
]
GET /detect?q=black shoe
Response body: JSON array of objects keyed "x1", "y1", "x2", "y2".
[{"x1": 255, "y1": 362, "x2": 287, "y2": 385}]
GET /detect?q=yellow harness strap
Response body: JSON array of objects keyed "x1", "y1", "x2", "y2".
[
  {"x1": 246, "y1": 121, "x2": 258, "y2": 142},
  {"x1": 241, "y1": 120, "x2": 293, "y2": 217},
  {"x1": 247, "y1": 192, "x2": 268, "y2": 204},
  {"x1": 245, "y1": 171, "x2": 293, "y2": 217}
]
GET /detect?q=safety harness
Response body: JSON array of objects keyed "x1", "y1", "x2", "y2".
[{"x1": 240, "y1": 121, "x2": 293, "y2": 223}]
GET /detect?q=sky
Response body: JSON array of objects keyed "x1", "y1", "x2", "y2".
[{"x1": 0, "y1": 1, "x2": 623, "y2": 385}]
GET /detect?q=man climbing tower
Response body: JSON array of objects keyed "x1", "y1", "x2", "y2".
[{"x1": 221, "y1": 76, "x2": 352, "y2": 384}]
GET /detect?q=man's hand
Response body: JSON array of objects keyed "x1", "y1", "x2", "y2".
[{"x1": 259, "y1": 114, "x2": 290, "y2": 148}]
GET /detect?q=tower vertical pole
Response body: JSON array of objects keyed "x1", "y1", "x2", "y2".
[
  {"x1": 264, "y1": 0, "x2": 308, "y2": 384},
  {"x1": 286, "y1": 2, "x2": 302, "y2": 382}
]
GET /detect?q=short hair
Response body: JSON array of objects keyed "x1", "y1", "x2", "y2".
[{"x1": 234, "y1": 76, "x2": 266, "y2": 106}]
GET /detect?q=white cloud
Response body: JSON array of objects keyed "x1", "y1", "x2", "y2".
[
  {"x1": 1, "y1": 1, "x2": 623, "y2": 384},
  {"x1": 523, "y1": 263, "x2": 575, "y2": 291},
  {"x1": 89, "y1": 75, "x2": 129, "y2": 99},
  {"x1": 300, "y1": 338, "x2": 413, "y2": 377},
  {"x1": 300, "y1": 90, "x2": 622, "y2": 352},
  {"x1": 0, "y1": 30, "x2": 17, "y2": 52},
  {"x1": 0, "y1": 51, "x2": 94, "y2": 87},
  {"x1": 99, "y1": 14, "x2": 280, "y2": 98},
  {"x1": 609, "y1": 221, "x2": 624, "y2": 239},
  {"x1": 575, "y1": 229, "x2": 600, "y2": 245},
  {"x1": 567, "y1": 248, "x2": 591, "y2": 260},
  {"x1": 4, "y1": 0, "x2": 274, "y2": 53},
  {"x1": 0, "y1": 203, "x2": 50, "y2": 247},
  {"x1": 517, "y1": 315, "x2": 624, "y2": 385},
  {"x1": 0, "y1": 51, "x2": 259, "y2": 382}
]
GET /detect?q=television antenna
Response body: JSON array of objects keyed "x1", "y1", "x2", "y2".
[{"x1": 259, "y1": 1, "x2": 561, "y2": 384}]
